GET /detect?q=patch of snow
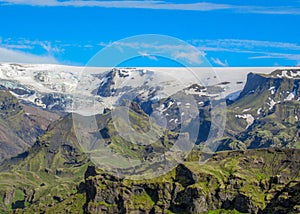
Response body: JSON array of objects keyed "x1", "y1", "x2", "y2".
[
  {"x1": 267, "y1": 98, "x2": 280, "y2": 110},
  {"x1": 150, "y1": 95, "x2": 161, "y2": 103},
  {"x1": 137, "y1": 69, "x2": 147, "y2": 75},
  {"x1": 184, "y1": 87, "x2": 207, "y2": 96},
  {"x1": 235, "y1": 114, "x2": 254, "y2": 129},
  {"x1": 157, "y1": 101, "x2": 174, "y2": 113},
  {"x1": 157, "y1": 104, "x2": 165, "y2": 112},
  {"x1": 277, "y1": 70, "x2": 300, "y2": 78},
  {"x1": 100, "y1": 76, "x2": 109, "y2": 87},
  {"x1": 290, "y1": 70, "x2": 300, "y2": 78},
  {"x1": 284, "y1": 92, "x2": 295, "y2": 101},
  {"x1": 168, "y1": 101, "x2": 174, "y2": 107},
  {"x1": 268, "y1": 86, "x2": 276, "y2": 95},
  {"x1": 257, "y1": 108, "x2": 262, "y2": 115},
  {"x1": 34, "y1": 98, "x2": 46, "y2": 109},
  {"x1": 243, "y1": 108, "x2": 251, "y2": 113},
  {"x1": 269, "y1": 86, "x2": 275, "y2": 90}
]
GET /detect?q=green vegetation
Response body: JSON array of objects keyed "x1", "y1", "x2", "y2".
[
  {"x1": 0, "y1": 70, "x2": 299, "y2": 213},
  {"x1": 81, "y1": 148, "x2": 300, "y2": 213}
]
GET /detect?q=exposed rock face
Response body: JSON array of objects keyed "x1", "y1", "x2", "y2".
[
  {"x1": 96, "y1": 70, "x2": 117, "y2": 97},
  {"x1": 0, "y1": 66, "x2": 299, "y2": 213},
  {"x1": 220, "y1": 70, "x2": 300, "y2": 151},
  {"x1": 0, "y1": 90, "x2": 59, "y2": 162},
  {"x1": 238, "y1": 71, "x2": 300, "y2": 103},
  {"x1": 81, "y1": 149, "x2": 300, "y2": 214},
  {"x1": 96, "y1": 68, "x2": 153, "y2": 98},
  {"x1": 0, "y1": 78, "x2": 73, "y2": 112}
]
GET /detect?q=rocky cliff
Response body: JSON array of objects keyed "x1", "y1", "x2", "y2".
[
  {"x1": 220, "y1": 69, "x2": 300, "y2": 151},
  {"x1": 0, "y1": 68, "x2": 299, "y2": 213},
  {"x1": 81, "y1": 148, "x2": 300, "y2": 214}
]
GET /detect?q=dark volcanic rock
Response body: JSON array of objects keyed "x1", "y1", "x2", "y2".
[{"x1": 81, "y1": 149, "x2": 300, "y2": 214}]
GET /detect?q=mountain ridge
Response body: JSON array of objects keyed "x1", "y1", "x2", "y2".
[{"x1": 0, "y1": 66, "x2": 299, "y2": 212}]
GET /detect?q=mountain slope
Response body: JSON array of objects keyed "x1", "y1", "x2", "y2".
[
  {"x1": 0, "y1": 113, "x2": 89, "y2": 213},
  {"x1": 0, "y1": 90, "x2": 59, "y2": 162},
  {"x1": 0, "y1": 99, "x2": 183, "y2": 212},
  {"x1": 81, "y1": 148, "x2": 300, "y2": 213},
  {"x1": 219, "y1": 69, "x2": 300, "y2": 151},
  {"x1": 0, "y1": 67, "x2": 299, "y2": 213}
]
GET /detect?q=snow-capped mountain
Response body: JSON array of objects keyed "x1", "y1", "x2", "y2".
[{"x1": 0, "y1": 63, "x2": 295, "y2": 115}]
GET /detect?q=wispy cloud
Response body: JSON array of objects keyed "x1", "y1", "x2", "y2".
[
  {"x1": 0, "y1": 0, "x2": 300, "y2": 15},
  {"x1": 0, "y1": 44, "x2": 34, "y2": 50},
  {"x1": 0, "y1": 0, "x2": 231, "y2": 10},
  {"x1": 112, "y1": 41, "x2": 206, "y2": 64},
  {"x1": 193, "y1": 38, "x2": 300, "y2": 65},
  {"x1": 1, "y1": 37, "x2": 299, "y2": 66},
  {"x1": 0, "y1": 38, "x2": 62, "y2": 64},
  {"x1": 173, "y1": 51, "x2": 203, "y2": 64},
  {"x1": 235, "y1": 5, "x2": 300, "y2": 15},
  {"x1": 138, "y1": 51, "x2": 158, "y2": 61},
  {"x1": 210, "y1": 57, "x2": 228, "y2": 67},
  {"x1": 0, "y1": 47, "x2": 58, "y2": 64},
  {"x1": 0, "y1": 38, "x2": 64, "y2": 53},
  {"x1": 249, "y1": 53, "x2": 300, "y2": 61},
  {"x1": 40, "y1": 41, "x2": 63, "y2": 53},
  {"x1": 193, "y1": 39, "x2": 300, "y2": 51}
]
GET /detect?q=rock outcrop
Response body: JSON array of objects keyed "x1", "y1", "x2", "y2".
[{"x1": 81, "y1": 148, "x2": 300, "y2": 214}]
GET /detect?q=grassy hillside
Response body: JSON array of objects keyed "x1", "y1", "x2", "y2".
[
  {"x1": 0, "y1": 114, "x2": 89, "y2": 213},
  {"x1": 0, "y1": 70, "x2": 299, "y2": 213},
  {"x1": 82, "y1": 148, "x2": 300, "y2": 213},
  {"x1": 0, "y1": 90, "x2": 59, "y2": 162}
]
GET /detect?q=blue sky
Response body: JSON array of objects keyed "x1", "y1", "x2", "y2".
[{"x1": 0, "y1": 0, "x2": 300, "y2": 67}]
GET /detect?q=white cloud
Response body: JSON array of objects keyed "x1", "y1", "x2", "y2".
[
  {"x1": 138, "y1": 51, "x2": 158, "y2": 61},
  {"x1": 0, "y1": 46, "x2": 58, "y2": 64},
  {"x1": 0, "y1": 37, "x2": 62, "y2": 64},
  {"x1": 0, "y1": 0, "x2": 299, "y2": 15},
  {"x1": 237, "y1": 5, "x2": 300, "y2": 15},
  {"x1": 0, "y1": 37, "x2": 207, "y2": 65},
  {"x1": 210, "y1": 57, "x2": 228, "y2": 67},
  {"x1": 173, "y1": 51, "x2": 203, "y2": 64},
  {"x1": 0, "y1": 38, "x2": 64, "y2": 53},
  {"x1": 40, "y1": 41, "x2": 63, "y2": 53},
  {"x1": 193, "y1": 38, "x2": 300, "y2": 63},
  {"x1": 110, "y1": 41, "x2": 206, "y2": 65},
  {"x1": 249, "y1": 53, "x2": 300, "y2": 61},
  {"x1": 0, "y1": 1, "x2": 231, "y2": 11},
  {"x1": 0, "y1": 44, "x2": 34, "y2": 50},
  {"x1": 194, "y1": 39, "x2": 300, "y2": 51}
]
